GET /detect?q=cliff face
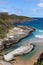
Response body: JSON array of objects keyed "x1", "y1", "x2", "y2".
[
  {"x1": 0, "y1": 12, "x2": 33, "y2": 39},
  {"x1": 0, "y1": 26, "x2": 35, "y2": 52},
  {"x1": 0, "y1": 12, "x2": 35, "y2": 53}
]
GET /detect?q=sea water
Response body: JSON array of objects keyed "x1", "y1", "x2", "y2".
[
  {"x1": 16, "y1": 18, "x2": 43, "y2": 39},
  {"x1": 14, "y1": 18, "x2": 43, "y2": 60},
  {"x1": 2, "y1": 18, "x2": 43, "y2": 60}
]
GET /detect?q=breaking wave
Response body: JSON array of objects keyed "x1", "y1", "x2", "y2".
[{"x1": 34, "y1": 30, "x2": 43, "y2": 38}]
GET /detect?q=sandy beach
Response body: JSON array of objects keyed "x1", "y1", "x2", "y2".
[
  {"x1": 10, "y1": 50, "x2": 43, "y2": 65},
  {"x1": 0, "y1": 40, "x2": 43, "y2": 65},
  {"x1": 10, "y1": 41, "x2": 43, "y2": 65}
]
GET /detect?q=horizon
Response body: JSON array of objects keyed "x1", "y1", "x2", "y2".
[{"x1": 0, "y1": 0, "x2": 43, "y2": 17}]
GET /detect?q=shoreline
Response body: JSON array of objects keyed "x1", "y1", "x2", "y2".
[
  {"x1": 0, "y1": 41, "x2": 43, "y2": 65},
  {"x1": 3, "y1": 44, "x2": 34, "y2": 61},
  {"x1": 0, "y1": 25, "x2": 43, "y2": 65},
  {"x1": 10, "y1": 51, "x2": 43, "y2": 65},
  {"x1": 10, "y1": 47, "x2": 43, "y2": 65},
  {"x1": 0, "y1": 26, "x2": 35, "y2": 51},
  {"x1": 10, "y1": 40, "x2": 43, "y2": 65},
  {"x1": 14, "y1": 18, "x2": 35, "y2": 24}
]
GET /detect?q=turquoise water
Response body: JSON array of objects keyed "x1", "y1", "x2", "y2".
[
  {"x1": 14, "y1": 18, "x2": 43, "y2": 60},
  {"x1": 2, "y1": 18, "x2": 43, "y2": 60},
  {"x1": 16, "y1": 18, "x2": 43, "y2": 39}
]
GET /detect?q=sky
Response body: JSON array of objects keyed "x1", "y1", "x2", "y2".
[{"x1": 0, "y1": 0, "x2": 43, "y2": 17}]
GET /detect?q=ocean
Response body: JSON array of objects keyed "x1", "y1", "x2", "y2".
[
  {"x1": 14, "y1": 18, "x2": 43, "y2": 60},
  {"x1": 2, "y1": 18, "x2": 43, "y2": 60},
  {"x1": 16, "y1": 18, "x2": 43, "y2": 39}
]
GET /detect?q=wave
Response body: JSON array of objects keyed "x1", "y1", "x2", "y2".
[
  {"x1": 38, "y1": 30, "x2": 43, "y2": 32},
  {"x1": 35, "y1": 35, "x2": 43, "y2": 38},
  {"x1": 34, "y1": 29, "x2": 43, "y2": 38}
]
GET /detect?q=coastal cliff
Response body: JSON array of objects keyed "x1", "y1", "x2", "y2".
[
  {"x1": 0, "y1": 26, "x2": 35, "y2": 51},
  {"x1": 0, "y1": 12, "x2": 35, "y2": 62},
  {"x1": 0, "y1": 12, "x2": 34, "y2": 39}
]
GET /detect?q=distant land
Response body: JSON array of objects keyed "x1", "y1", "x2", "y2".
[
  {"x1": 0, "y1": 12, "x2": 33, "y2": 23},
  {"x1": 0, "y1": 12, "x2": 33, "y2": 39}
]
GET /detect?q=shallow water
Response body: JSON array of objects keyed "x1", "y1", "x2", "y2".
[
  {"x1": 14, "y1": 18, "x2": 43, "y2": 60},
  {"x1": 2, "y1": 18, "x2": 43, "y2": 60}
]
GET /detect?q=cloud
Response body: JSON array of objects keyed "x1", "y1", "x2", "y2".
[
  {"x1": 40, "y1": 0, "x2": 43, "y2": 2},
  {"x1": 1, "y1": 9, "x2": 8, "y2": 12},
  {"x1": 14, "y1": 9, "x2": 23, "y2": 13},
  {"x1": 0, "y1": 8, "x2": 24, "y2": 15},
  {"x1": 32, "y1": 2, "x2": 43, "y2": 12},
  {"x1": 32, "y1": 7, "x2": 43, "y2": 12},
  {"x1": 32, "y1": 9, "x2": 37, "y2": 12},
  {"x1": 37, "y1": 2, "x2": 43, "y2": 7},
  {"x1": 10, "y1": 9, "x2": 24, "y2": 14},
  {"x1": 24, "y1": 0, "x2": 34, "y2": 2},
  {"x1": 0, "y1": 1, "x2": 8, "y2": 4}
]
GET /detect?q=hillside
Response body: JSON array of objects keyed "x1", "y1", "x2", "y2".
[{"x1": 0, "y1": 12, "x2": 33, "y2": 39}]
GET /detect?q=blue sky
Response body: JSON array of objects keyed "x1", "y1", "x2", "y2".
[{"x1": 0, "y1": 0, "x2": 43, "y2": 17}]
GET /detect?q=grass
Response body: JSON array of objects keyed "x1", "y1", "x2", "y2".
[{"x1": 0, "y1": 12, "x2": 33, "y2": 39}]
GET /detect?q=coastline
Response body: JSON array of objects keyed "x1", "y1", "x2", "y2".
[
  {"x1": 10, "y1": 43, "x2": 43, "y2": 65},
  {"x1": 0, "y1": 19, "x2": 43, "y2": 65},
  {"x1": 3, "y1": 44, "x2": 34, "y2": 61},
  {"x1": 10, "y1": 39, "x2": 43, "y2": 65},
  {"x1": 10, "y1": 50, "x2": 43, "y2": 65},
  {"x1": 0, "y1": 41, "x2": 43, "y2": 65},
  {"x1": 0, "y1": 26, "x2": 35, "y2": 51},
  {"x1": 0, "y1": 13, "x2": 43, "y2": 65}
]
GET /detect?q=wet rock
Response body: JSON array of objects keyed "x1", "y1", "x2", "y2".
[{"x1": 0, "y1": 26, "x2": 35, "y2": 51}]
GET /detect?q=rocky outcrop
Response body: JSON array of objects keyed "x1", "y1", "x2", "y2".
[
  {"x1": 0, "y1": 26, "x2": 35, "y2": 51},
  {"x1": 4, "y1": 44, "x2": 34, "y2": 61}
]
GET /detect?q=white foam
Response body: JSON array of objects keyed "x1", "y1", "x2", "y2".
[
  {"x1": 38, "y1": 30, "x2": 43, "y2": 32},
  {"x1": 35, "y1": 35, "x2": 43, "y2": 38},
  {"x1": 34, "y1": 30, "x2": 43, "y2": 38},
  {"x1": 36, "y1": 29, "x2": 43, "y2": 32}
]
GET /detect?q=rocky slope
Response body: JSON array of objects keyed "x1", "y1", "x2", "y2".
[
  {"x1": 0, "y1": 26, "x2": 35, "y2": 51},
  {"x1": 0, "y1": 12, "x2": 34, "y2": 39}
]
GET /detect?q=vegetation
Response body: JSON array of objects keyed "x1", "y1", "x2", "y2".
[
  {"x1": 0, "y1": 19, "x2": 13, "y2": 39},
  {"x1": 0, "y1": 12, "x2": 33, "y2": 39},
  {"x1": 34, "y1": 53, "x2": 43, "y2": 65}
]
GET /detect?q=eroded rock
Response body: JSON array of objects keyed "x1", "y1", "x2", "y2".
[{"x1": 0, "y1": 26, "x2": 35, "y2": 51}]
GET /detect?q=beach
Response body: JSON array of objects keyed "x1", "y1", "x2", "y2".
[
  {"x1": 10, "y1": 41, "x2": 43, "y2": 65},
  {"x1": 10, "y1": 49, "x2": 43, "y2": 65},
  {"x1": 0, "y1": 39, "x2": 43, "y2": 65},
  {"x1": 0, "y1": 18, "x2": 43, "y2": 65},
  {"x1": 0, "y1": 35, "x2": 43, "y2": 65},
  {"x1": 10, "y1": 52, "x2": 43, "y2": 65}
]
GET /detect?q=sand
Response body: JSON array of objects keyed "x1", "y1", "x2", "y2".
[
  {"x1": 0, "y1": 41, "x2": 43, "y2": 65},
  {"x1": 10, "y1": 41, "x2": 43, "y2": 65},
  {"x1": 10, "y1": 50, "x2": 43, "y2": 65}
]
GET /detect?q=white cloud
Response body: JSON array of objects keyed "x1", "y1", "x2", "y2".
[
  {"x1": 1, "y1": 9, "x2": 8, "y2": 12},
  {"x1": 32, "y1": 8, "x2": 39, "y2": 12},
  {"x1": 32, "y1": 0, "x2": 43, "y2": 13},
  {"x1": 0, "y1": 1, "x2": 8, "y2": 4},
  {"x1": 40, "y1": 0, "x2": 43, "y2": 2},
  {"x1": 32, "y1": 2, "x2": 43, "y2": 12},
  {"x1": 37, "y1": 2, "x2": 43, "y2": 7},
  {"x1": 32, "y1": 8, "x2": 37, "y2": 12},
  {"x1": 0, "y1": 8, "x2": 24, "y2": 15},
  {"x1": 32, "y1": 7, "x2": 43, "y2": 13}
]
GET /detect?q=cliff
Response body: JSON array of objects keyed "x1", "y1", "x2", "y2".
[
  {"x1": 0, "y1": 26, "x2": 35, "y2": 52},
  {"x1": 0, "y1": 12, "x2": 34, "y2": 39}
]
